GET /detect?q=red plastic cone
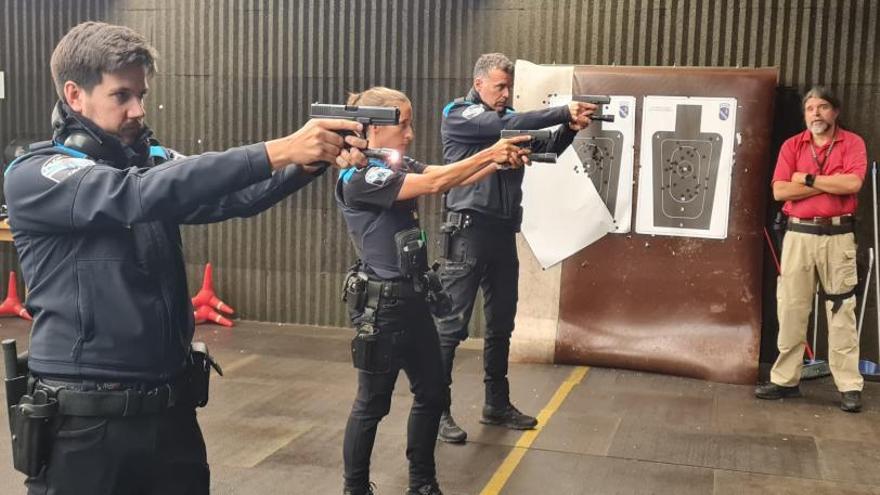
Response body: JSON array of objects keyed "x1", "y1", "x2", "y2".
[
  {"x1": 0, "y1": 272, "x2": 32, "y2": 320},
  {"x1": 194, "y1": 304, "x2": 233, "y2": 327},
  {"x1": 191, "y1": 263, "x2": 234, "y2": 314}
]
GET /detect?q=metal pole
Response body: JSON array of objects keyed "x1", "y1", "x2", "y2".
[
  {"x1": 858, "y1": 248, "x2": 874, "y2": 339},
  {"x1": 872, "y1": 162, "x2": 880, "y2": 362},
  {"x1": 813, "y1": 283, "x2": 819, "y2": 356}
]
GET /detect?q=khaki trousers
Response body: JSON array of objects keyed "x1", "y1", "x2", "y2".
[{"x1": 771, "y1": 231, "x2": 863, "y2": 391}]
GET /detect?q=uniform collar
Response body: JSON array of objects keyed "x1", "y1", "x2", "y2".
[
  {"x1": 466, "y1": 88, "x2": 513, "y2": 114},
  {"x1": 799, "y1": 127, "x2": 843, "y2": 145},
  {"x1": 51, "y1": 100, "x2": 154, "y2": 167}
]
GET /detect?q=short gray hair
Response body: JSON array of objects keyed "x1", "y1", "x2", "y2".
[
  {"x1": 50, "y1": 22, "x2": 159, "y2": 100},
  {"x1": 473, "y1": 53, "x2": 514, "y2": 79},
  {"x1": 802, "y1": 85, "x2": 840, "y2": 110}
]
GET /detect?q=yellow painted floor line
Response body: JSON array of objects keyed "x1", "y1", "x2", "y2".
[{"x1": 479, "y1": 366, "x2": 590, "y2": 495}]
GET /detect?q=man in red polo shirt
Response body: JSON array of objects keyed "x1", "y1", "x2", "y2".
[{"x1": 755, "y1": 86, "x2": 868, "y2": 412}]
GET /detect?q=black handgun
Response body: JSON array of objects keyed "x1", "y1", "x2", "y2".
[
  {"x1": 573, "y1": 95, "x2": 615, "y2": 122},
  {"x1": 310, "y1": 103, "x2": 401, "y2": 165},
  {"x1": 500, "y1": 129, "x2": 557, "y2": 163},
  {"x1": 309, "y1": 103, "x2": 399, "y2": 131}
]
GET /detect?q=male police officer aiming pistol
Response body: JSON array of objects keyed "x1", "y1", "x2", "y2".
[
  {"x1": 2, "y1": 22, "x2": 367, "y2": 495},
  {"x1": 435, "y1": 52, "x2": 596, "y2": 444}
]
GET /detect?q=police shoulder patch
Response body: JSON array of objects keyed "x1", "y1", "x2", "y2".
[
  {"x1": 364, "y1": 167, "x2": 394, "y2": 186},
  {"x1": 40, "y1": 155, "x2": 95, "y2": 183},
  {"x1": 461, "y1": 104, "x2": 486, "y2": 120}
]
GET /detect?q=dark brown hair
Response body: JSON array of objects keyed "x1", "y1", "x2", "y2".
[
  {"x1": 50, "y1": 21, "x2": 158, "y2": 100},
  {"x1": 802, "y1": 86, "x2": 840, "y2": 110}
]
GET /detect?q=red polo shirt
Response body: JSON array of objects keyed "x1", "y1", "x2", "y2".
[{"x1": 772, "y1": 128, "x2": 868, "y2": 218}]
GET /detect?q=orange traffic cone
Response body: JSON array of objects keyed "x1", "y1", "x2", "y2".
[
  {"x1": 194, "y1": 305, "x2": 233, "y2": 327},
  {"x1": 0, "y1": 272, "x2": 31, "y2": 320},
  {"x1": 191, "y1": 263, "x2": 234, "y2": 315}
]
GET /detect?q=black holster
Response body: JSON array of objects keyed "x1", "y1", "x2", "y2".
[
  {"x1": 440, "y1": 211, "x2": 472, "y2": 261},
  {"x1": 420, "y1": 266, "x2": 453, "y2": 318},
  {"x1": 395, "y1": 227, "x2": 428, "y2": 277},
  {"x1": 342, "y1": 264, "x2": 369, "y2": 314},
  {"x1": 351, "y1": 329, "x2": 392, "y2": 375},
  {"x1": 4, "y1": 339, "x2": 52, "y2": 477},
  {"x1": 185, "y1": 341, "x2": 223, "y2": 408},
  {"x1": 9, "y1": 389, "x2": 58, "y2": 477},
  {"x1": 349, "y1": 279, "x2": 392, "y2": 374}
]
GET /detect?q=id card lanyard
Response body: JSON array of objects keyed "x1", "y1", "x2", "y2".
[{"x1": 810, "y1": 130, "x2": 837, "y2": 173}]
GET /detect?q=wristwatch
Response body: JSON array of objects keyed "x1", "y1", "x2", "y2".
[{"x1": 804, "y1": 174, "x2": 816, "y2": 187}]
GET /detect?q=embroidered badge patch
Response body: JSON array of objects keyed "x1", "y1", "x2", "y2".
[
  {"x1": 461, "y1": 104, "x2": 485, "y2": 120},
  {"x1": 364, "y1": 167, "x2": 393, "y2": 186},
  {"x1": 40, "y1": 155, "x2": 95, "y2": 183}
]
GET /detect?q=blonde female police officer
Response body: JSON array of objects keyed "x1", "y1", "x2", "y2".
[{"x1": 335, "y1": 87, "x2": 530, "y2": 495}]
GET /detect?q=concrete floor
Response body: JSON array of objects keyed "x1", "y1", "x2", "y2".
[{"x1": 1, "y1": 318, "x2": 879, "y2": 494}]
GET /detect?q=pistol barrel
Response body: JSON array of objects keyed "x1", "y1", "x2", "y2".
[
  {"x1": 309, "y1": 103, "x2": 399, "y2": 126},
  {"x1": 530, "y1": 152, "x2": 557, "y2": 163},
  {"x1": 573, "y1": 94, "x2": 612, "y2": 105}
]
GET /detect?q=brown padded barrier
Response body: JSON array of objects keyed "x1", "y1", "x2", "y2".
[{"x1": 556, "y1": 66, "x2": 778, "y2": 385}]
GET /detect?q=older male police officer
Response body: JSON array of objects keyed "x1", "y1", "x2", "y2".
[
  {"x1": 3, "y1": 22, "x2": 366, "y2": 494},
  {"x1": 755, "y1": 86, "x2": 868, "y2": 413},
  {"x1": 435, "y1": 53, "x2": 595, "y2": 443}
]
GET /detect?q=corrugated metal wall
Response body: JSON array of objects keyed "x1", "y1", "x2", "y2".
[
  {"x1": 0, "y1": 1, "x2": 878, "y2": 342},
  {"x1": 0, "y1": 1, "x2": 113, "y2": 298}
]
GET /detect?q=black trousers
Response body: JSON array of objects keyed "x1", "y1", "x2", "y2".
[
  {"x1": 343, "y1": 294, "x2": 447, "y2": 491},
  {"x1": 435, "y1": 223, "x2": 519, "y2": 408},
  {"x1": 25, "y1": 406, "x2": 208, "y2": 495}
]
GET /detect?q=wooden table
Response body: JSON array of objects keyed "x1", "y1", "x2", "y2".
[{"x1": 0, "y1": 219, "x2": 12, "y2": 242}]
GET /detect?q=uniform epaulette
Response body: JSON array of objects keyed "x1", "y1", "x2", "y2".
[
  {"x1": 442, "y1": 97, "x2": 474, "y2": 118},
  {"x1": 4, "y1": 142, "x2": 90, "y2": 176},
  {"x1": 339, "y1": 158, "x2": 393, "y2": 184}
]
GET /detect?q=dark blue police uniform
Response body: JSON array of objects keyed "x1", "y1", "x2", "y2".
[
  {"x1": 4, "y1": 101, "x2": 319, "y2": 495},
  {"x1": 438, "y1": 89, "x2": 576, "y2": 413},
  {"x1": 336, "y1": 157, "x2": 446, "y2": 495}
]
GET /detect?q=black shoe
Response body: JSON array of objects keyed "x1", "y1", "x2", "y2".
[
  {"x1": 405, "y1": 482, "x2": 443, "y2": 495},
  {"x1": 840, "y1": 391, "x2": 862, "y2": 413},
  {"x1": 344, "y1": 482, "x2": 376, "y2": 495},
  {"x1": 438, "y1": 411, "x2": 467, "y2": 443},
  {"x1": 754, "y1": 382, "x2": 801, "y2": 400},
  {"x1": 480, "y1": 403, "x2": 538, "y2": 430}
]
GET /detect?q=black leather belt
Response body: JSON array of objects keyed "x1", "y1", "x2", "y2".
[
  {"x1": 446, "y1": 210, "x2": 516, "y2": 231},
  {"x1": 367, "y1": 278, "x2": 420, "y2": 300},
  {"x1": 789, "y1": 215, "x2": 854, "y2": 226},
  {"x1": 787, "y1": 216, "x2": 854, "y2": 235},
  {"x1": 37, "y1": 377, "x2": 185, "y2": 417}
]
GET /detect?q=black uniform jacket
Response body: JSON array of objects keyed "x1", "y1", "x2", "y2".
[
  {"x1": 335, "y1": 156, "x2": 426, "y2": 279},
  {"x1": 440, "y1": 88, "x2": 577, "y2": 226},
  {"x1": 4, "y1": 102, "x2": 316, "y2": 382}
]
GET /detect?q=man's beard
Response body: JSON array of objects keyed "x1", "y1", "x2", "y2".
[
  {"x1": 809, "y1": 120, "x2": 831, "y2": 134},
  {"x1": 119, "y1": 122, "x2": 144, "y2": 144}
]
